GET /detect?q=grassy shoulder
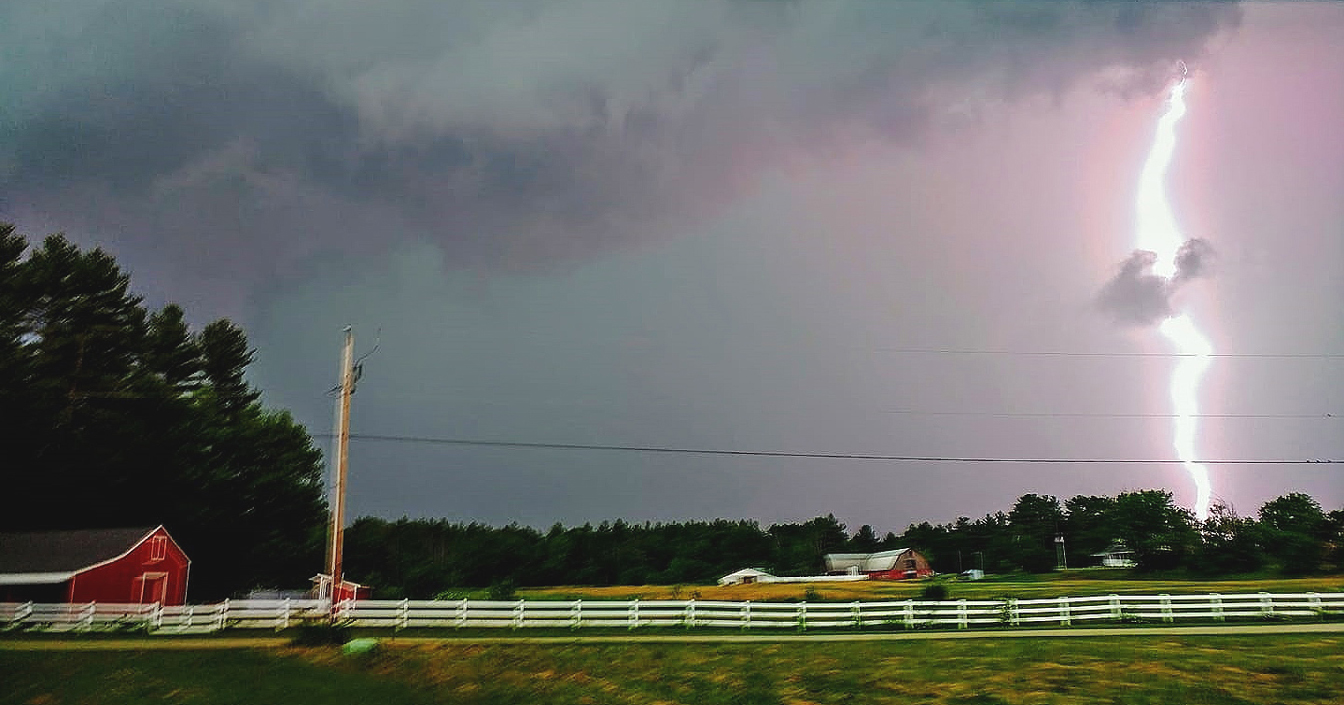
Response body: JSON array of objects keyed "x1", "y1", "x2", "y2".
[
  {"x1": 517, "y1": 571, "x2": 1344, "y2": 602},
  {"x1": 3, "y1": 634, "x2": 1341, "y2": 704}
]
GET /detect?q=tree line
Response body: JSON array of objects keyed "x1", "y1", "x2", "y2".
[
  {"x1": 1, "y1": 224, "x2": 328, "y2": 600},
  {"x1": 344, "y1": 490, "x2": 1343, "y2": 598},
  {"x1": 4, "y1": 223, "x2": 1340, "y2": 602}
]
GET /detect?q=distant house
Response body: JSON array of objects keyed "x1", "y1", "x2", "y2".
[
  {"x1": 824, "y1": 548, "x2": 933, "y2": 580},
  {"x1": 1090, "y1": 543, "x2": 1137, "y2": 568},
  {"x1": 717, "y1": 567, "x2": 869, "y2": 586},
  {"x1": 718, "y1": 568, "x2": 773, "y2": 586},
  {"x1": 0, "y1": 526, "x2": 190, "y2": 605}
]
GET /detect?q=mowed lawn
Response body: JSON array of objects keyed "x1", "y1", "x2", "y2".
[
  {"x1": 4, "y1": 635, "x2": 1342, "y2": 704},
  {"x1": 521, "y1": 573, "x2": 1344, "y2": 602}
]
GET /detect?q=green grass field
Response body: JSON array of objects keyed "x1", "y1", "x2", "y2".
[{"x1": 4, "y1": 634, "x2": 1341, "y2": 704}]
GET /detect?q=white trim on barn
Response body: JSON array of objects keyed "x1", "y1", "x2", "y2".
[{"x1": 0, "y1": 571, "x2": 78, "y2": 585}]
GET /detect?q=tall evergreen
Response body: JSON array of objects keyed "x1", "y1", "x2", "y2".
[{"x1": 0, "y1": 225, "x2": 326, "y2": 599}]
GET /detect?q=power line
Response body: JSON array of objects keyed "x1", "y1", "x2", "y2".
[
  {"x1": 872, "y1": 348, "x2": 1344, "y2": 359},
  {"x1": 876, "y1": 410, "x2": 1339, "y2": 420},
  {"x1": 356, "y1": 395, "x2": 1341, "y2": 420},
  {"x1": 330, "y1": 433, "x2": 1339, "y2": 465}
]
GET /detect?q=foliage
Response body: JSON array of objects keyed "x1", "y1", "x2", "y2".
[
  {"x1": 919, "y1": 582, "x2": 950, "y2": 601},
  {"x1": 1196, "y1": 502, "x2": 1263, "y2": 575},
  {"x1": 343, "y1": 489, "x2": 1341, "y2": 597},
  {"x1": 487, "y1": 579, "x2": 518, "y2": 601},
  {"x1": 1007, "y1": 494, "x2": 1064, "y2": 572},
  {"x1": 1111, "y1": 490, "x2": 1199, "y2": 571},
  {"x1": 0, "y1": 225, "x2": 327, "y2": 599},
  {"x1": 1259, "y1": 493, "x2": 1328, "y2": 575},
  {"x1": 288, "y1": 620, "x2": 354, "y2": 646}
]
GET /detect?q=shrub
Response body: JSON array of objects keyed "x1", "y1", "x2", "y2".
[
  {"x1": 487, "y1": 579, "x2": 517, "y2": 601},
  {"x1": 289, "y1": 620, "x2": 352, "y2": 646},
  {"x1": 919, "y1": 582, "x2": 949, "y2": 601}
]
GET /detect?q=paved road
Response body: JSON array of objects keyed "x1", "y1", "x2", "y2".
[{"x1": 2, "y1": 623, "x2": 1341, "y2": 649}]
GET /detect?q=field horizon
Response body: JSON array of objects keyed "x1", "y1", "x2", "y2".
[{"x1": 516, "y1": 571, "x2": 1344, "y2": 602}]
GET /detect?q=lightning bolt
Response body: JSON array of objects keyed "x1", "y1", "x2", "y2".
[{"x1": 1135, "y1": 63, "x2": 1213, "y2": 521}]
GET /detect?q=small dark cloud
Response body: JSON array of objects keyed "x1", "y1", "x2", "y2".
[
  {"x1": 1097, "y1": 238, "x2": 1215, "y2": 326},
  {"x1": 1173, "y1": 237, "x2": 1215, "y2": 283},
  {"x1": 1098, "y1": 249, "x2": 1173, "y2": 326}
]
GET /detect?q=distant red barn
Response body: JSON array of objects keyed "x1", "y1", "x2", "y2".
[
  {"x1": 824, "y1": 548, "x2": 934, "y2": 580},
  {"x1": 0, "y1": 526, "x2": 190, "y2": 605}
]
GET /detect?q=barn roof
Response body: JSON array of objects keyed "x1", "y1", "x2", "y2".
[
  {"x1": 825, "y1": 548, "x2": 912, "y2": 573},
  {"x1": 0, "y1": 527, "x2": 161, "y2": 576}
]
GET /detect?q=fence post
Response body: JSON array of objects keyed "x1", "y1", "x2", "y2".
[
  {"x1": 1109, "y1": 594, "x2": 1121, "y2": 621},
  {"x1": 1159, "y1": 594, "x2": 1173, "y2": 623},
  {"x1": 629, "y1": 599, "x2": 639, "y2": 630},
  {"x1": 1006, "y1": 598, "x2": 1019, "y2": 627},
  {"x1": 1260, "y1": 592, "x2": 1274, "y2": 618},
  {"x1": 455, "y1": 598, "x2": 467, "y2": 628},
  {"x1": 1058, "y1": 597, "x2": 1070, "y2": 627},
  {"x1": 82, "y1": 602, "x2": 96, "y2": 631},
  {"x1": 903, "y1": 599, "x2": 915, "y2": 628},
  {"x1": 852, "y1": 601, "x2": 862, "y2": 629},
  {"x1": 572, "y1": 599, "x2": 582, "y2": 630},
  {"x1": 277, "y1": 598, "x2": 291, "y2": 630},
  {"x1": 397, "y1": 598, "x2": 410, "y2": 631},
  {"x1": 184, "y1": 605, "x2": 194, "y2": 632},
  {"x1": 1309, "y1": 592, "x2": 1322, "y2": 618},
  {"x1": 742, "y1": 601, "x2": 751, "y2": 630},
  {"x1": 513, "y1": 599, "x2": 525, "y2": 629},
  {"x1": 1211, "y1": 593, "x2": 1223, "y2": 622},
  {"x1": 796, "y1": 601, "x2": 807, "y2": 632},
  {"x1": 957, "y1": 599, "x2": 968, "y2": 629},
  {"x1": 686, "y1": 598, "x2": 696, "y2": 629}
]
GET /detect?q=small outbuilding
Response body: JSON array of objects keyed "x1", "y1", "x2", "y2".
[
  {"x1": 825, "y1": 548, "x2": 934, "y2": 580},
  {"x1": 311, "y1": 573, "x2": 372, "y2": 602},
  {"x1": 1090, "y1": 543, "x2": 1137, "y2": 568},
  {"x1": 0, "y1": 526, "x2": 190, "y2": 605},
  {"x1": 718, "y1": 568, "x2": 774, "y2": 586}
]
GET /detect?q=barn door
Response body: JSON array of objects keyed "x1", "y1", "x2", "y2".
[{"x1": 138, "y1": 573, "x2": 168, "y2": 604}]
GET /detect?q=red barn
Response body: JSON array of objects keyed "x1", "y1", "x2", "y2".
[
  {"x1": 824, "y1": 548, "x2": 934, "y2": 580},
  {"x1": 0, "y1": 526, "x2": 190, "y2": 605}
]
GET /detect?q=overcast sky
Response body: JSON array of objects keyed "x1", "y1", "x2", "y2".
[{"x1": 4, "y1": 1, "x2": 1340, "y2": 533}]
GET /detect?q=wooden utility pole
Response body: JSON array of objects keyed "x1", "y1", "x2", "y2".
[{"x1": 326, "y1": 327, "x2": 355, "y2": 599}]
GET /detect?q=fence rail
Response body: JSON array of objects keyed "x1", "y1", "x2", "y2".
[{"x1": 2, "y1": 592, "x2": 1341, "y2": 634}]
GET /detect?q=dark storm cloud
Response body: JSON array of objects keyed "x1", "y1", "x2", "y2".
[
  {"x1": 1097, "y1": 238, "x2": 1215, "y2": 326},
  {"x1": 1, "y1": 1, "x2": 1241, "y2": 302},
  {"x1": 1097, "y1": 250, "x2": 1173, "y2": 325},
  {"x1": 1172, "y1": 237, "x2": 1216, "y2": 283}
]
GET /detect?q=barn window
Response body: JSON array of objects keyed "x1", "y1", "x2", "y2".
[
  {"x1": 149, "y1": 536, "x2": 167, "y2": 562},
  {"x1": 905, "y1": 559, "x2": 916, "y2": 570}
]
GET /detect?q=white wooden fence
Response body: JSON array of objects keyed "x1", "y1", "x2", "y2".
[{"x1": 2, "y1": 592, "x2": 1341, "y2": 634}]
